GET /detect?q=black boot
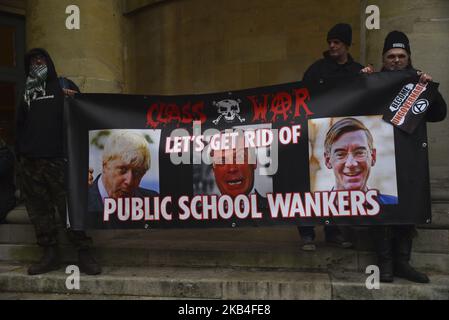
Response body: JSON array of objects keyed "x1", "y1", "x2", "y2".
[
  {"x1": 28, "y1": 246, "x2": 61, "y2": 275},
  {"x1": 373, "y1": 226, "x2": 394, "y2": 283},
  {"x1": 78, "y1": 249, "x2": 102, "y2": 275},
  {"x1": 393, "y1": 228, "x2": 429, "y2": 283},
  {"x1": 325, "y1": 226, "x2": 353, "y2": 248}
]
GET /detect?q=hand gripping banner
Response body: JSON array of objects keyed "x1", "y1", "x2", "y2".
[{"x1": 65, "y1": 70, "x2": 437, "y2": 230}]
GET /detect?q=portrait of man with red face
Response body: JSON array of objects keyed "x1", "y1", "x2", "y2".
[
  {"x1": 193, "y1": 125, "x2": 273, "y2": 199},
  {"x1": 211, "y1": 144, "x2": 256, "y2": 198}
]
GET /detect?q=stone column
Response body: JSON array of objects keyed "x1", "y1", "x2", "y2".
[
  {"x1": 26, "y1": 0, "x2": 125, "y2": 93},
  {"x1": 365, "y1": 0, "x2": 449, "y2": 200}
]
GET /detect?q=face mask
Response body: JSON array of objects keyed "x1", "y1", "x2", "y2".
[
  {"x1": 24, "y1": 64, "x2": 49, "y2": 108},
  {"x1": 30, "y1": 64, "x2": 48, "y2": 80}
]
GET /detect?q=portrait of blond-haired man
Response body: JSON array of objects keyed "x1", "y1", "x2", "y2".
[{"x1": 88, "y1": 130, "x2": 160, "y2": 227}]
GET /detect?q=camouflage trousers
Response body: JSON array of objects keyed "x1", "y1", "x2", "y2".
[{"x1": 18, "y1": 157, "x2": 92, "y2": 249}]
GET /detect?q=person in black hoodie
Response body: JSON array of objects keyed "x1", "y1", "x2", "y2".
[
  {"x1": 0, "y1": 130, "x2": 16, "y2": 224},
  {"x1": 16, "y1": 48, "x2": 101, "y2": 275},
  {"x1": 373, "y1": 31, "x2": 446, "y2": 283},
  {"x1": 298, "y1": 23, "x2": 367, "y2": 251}
]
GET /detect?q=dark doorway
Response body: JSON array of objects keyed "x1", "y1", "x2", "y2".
[{"x1": 0, "y1": 11, "x2": 25, "y2": 146}]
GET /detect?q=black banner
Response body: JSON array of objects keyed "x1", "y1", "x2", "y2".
[{"x1": 65, "y1": 70, "x2": 433, "y2": 230}]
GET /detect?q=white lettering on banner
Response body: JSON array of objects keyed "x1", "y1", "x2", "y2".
[
  {"x1": 102, "y1": 191, "x2": 381, "y2": 222},
  {"x1": 267, "y1": 190, "x2": 380, "y2": 218},
  {"x1": 104, "y1": 197, "x2": 173, "y2": 222},
  {"x1": 168, "y1": 124, "x2": 299, "y2": 176},
  {"x1": 389, "y1": 84, "x2": 414, "y2": 112},
  {"x1": 165, "y1": 127, "x2": 296, "y2": 154},
  {"x1": 391, "y1": 83, "x2": 428, "y2": 126}
]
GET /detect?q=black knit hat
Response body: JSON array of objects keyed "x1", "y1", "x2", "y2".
[
  {"x1": 327, "y1": 23, "x2": 352, "y2": 46},
  {"x1": 383, "y1": 31, "x2": 411, "y2": 55}
]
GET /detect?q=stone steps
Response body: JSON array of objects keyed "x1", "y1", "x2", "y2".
[
  {"x1": 0, "y1": 240, "x2": 447, "y2": 274},
  {"x1": 0, "y1": 263, "x2": 331, "y2": 300},
  {"x1": 1, "y1": 223, "x2": 448, "y2": 253},
  {"x1": 347, "y1": 226, "x2": 449, "y2": 253},
  {"x1": 2, "y1": 203, "x2": 448, "y2": 300},
  {"x1": 0, "y1": 292, "x2": 182, "y2": 300},
  {"x1": 0, "y1": 263, "x2": 447, "y2": 300},
  {"x1": 430, "y1": 167, "x2": 449, "y2": 202},
  {"x1": 418, "y1": 202, "x2": 449, "y2": 229},
  {"x1": 1, "y1": 216, "x2": 448, "y2": 274}
]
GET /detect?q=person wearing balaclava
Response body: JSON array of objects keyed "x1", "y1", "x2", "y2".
[
  {"x1": 16, "y1": 48, "x2": 102, "y2": 276},
  {"x1": 298, "y1": 23, "x2": 371, "y2": 252},
  {"x1": 373, "y1": 31, "x2": 447, "y2": 284}
]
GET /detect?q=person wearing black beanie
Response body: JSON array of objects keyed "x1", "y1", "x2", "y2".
[
  {"x1": 327, "y1": 23, "x2": 352, "y2": 47},
  {"x1": 382, "y1": 30, "x2": 413, "y2": 71},
  {"x1": 373, "y1": 31, "x2": 447, "y2": 284},
  {"x1": 298, "y1": 24, "x2": 373, "y2": 252},
  {"x1": 302, "y1": 23, "x2": 365, "y2": 85},
  {"x1": 382, "y1": 30, "x2": 411, "y2": 55}
]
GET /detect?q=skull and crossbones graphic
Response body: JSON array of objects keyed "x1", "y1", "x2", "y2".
[{"x1": 212, "y1": 99, "x2": 245, "y2": 125}]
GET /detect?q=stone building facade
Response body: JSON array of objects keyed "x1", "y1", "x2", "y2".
[{"x1": 1, "y1": 0, "x2": 448, "y2": 199}]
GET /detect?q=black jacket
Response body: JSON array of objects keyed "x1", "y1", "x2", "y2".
[
  {"x1": 16, "y1": 48, "x2": 66, "y2": 158},
  {"x1": 303, "y1": 51, "x2": 364, "y2": 83},
  {"x1": 381, "y1": 66, "x2": 447, "y2": 122},
  {"x1": 0, "y1": 142, "x2": 16, "y2": 222}
]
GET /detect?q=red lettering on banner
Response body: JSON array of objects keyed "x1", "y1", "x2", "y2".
[
  {"x1": 270, "y1": 92, "x2": 292, "y2": 122},
  {"x1": 247, "y1": 88, "x2": 313, "y2": 123},
  {"x1": 165, "y1": 104, "x2": 181, "y2": 123},
  {"x1": 181, "y1": 103, "x2": 193, "y2": 124},
  {"x1": 146, "y1": 104, "x2": 159, "y2": 128},
  {"x1": 192, "y1": 102, "x2": 207, "y2": 124},
  {"x1": 391, "y1": 83, "x2": 427, "y2": 127},
  {"x1": 293, "y1": 88, "x2": 313, "y2": 117},
  {"x1": 248, "y1": 94, "x2": 269, "y2": 121},
  {"x1": 146, "y1": 101, "x2": 206, "y2": 128}
]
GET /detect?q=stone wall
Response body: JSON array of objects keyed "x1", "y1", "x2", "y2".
[
  {"x1": 25, "y1": 0, "x2": 126, "y2": 93},
  {"x1": 125, "y1": 0, "x2": 362, "y2": 95}
]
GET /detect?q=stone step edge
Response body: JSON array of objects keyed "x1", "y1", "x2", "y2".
[
  {"x1": 1, "y1": 242, "x2": 448, "y2": 256},
  {"x1": 0, "y1": 265, "x2": 333, "y2": 300},
  {"x1": 0, "y1": 292, "x2": 204, "y2": 300},
  {"x1": 1, "y1": 243, "x2": 448, "y2": 276},
  {"x1": 0, "y1": 265, "x2": 448, "y2": 300},
  {"x1": 416, "y1": 224, "x2": 449, "y2": 230}
]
